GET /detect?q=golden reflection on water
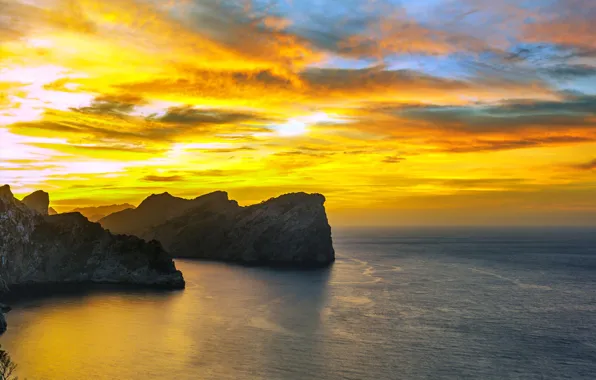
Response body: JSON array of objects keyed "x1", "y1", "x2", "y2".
[
  {"x1": 11, "y1": 292, "x2": 195, "y2": 379},
  {"x1": 2, "y1": 261, "x2": 336, "y2": 380}
]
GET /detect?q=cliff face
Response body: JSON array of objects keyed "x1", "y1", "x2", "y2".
[
  {"x1": 101, "y1": 191, "x2": 335, "y2": 267},
  {"x1": 0, "y1": 185, "x2": 184, "y2": 291}
]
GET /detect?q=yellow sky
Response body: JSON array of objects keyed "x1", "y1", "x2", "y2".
[{"x1": 1, "y1": 0, "x2": 595, "y2": 226}]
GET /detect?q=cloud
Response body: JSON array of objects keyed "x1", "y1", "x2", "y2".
[
  {"x1": 142, "y1": 175, "x2": 185, "y2": 182},
  {"x1": 334, "y1": 14, "x2": 487, "y2": 60},
  {"x1": 179, "y1": 0, "x2": 322, "y2": 71},
  {"x1": 0, "y1": 0, "x2": 96, "y2": 42},
  {"x1": 392, "y1": 94, "x2": 596, "y2": 132},
  {"x1": 291, "y1": 0, "x2": 492, "y2": 61},
  {"x1": 505, "y1": 43, "x2": 596, "y2": 63},
  {"x1": 382, "y1": 156, "x2": 405, "y2": 163},
  {"x1": 76, "y1": 94, "x2": 145, "y2": 115},
  {"x1": 543, "y1": 64, "x2": 596, "y2": 80},
  {"x1": 273, "y1": 147, "x2": 334, "y2": 158},
  {"x1": 438, "y1": 136, "x2": 595, "y2": 153},
  {"x1": 522, "y1": 1, "x2": 596, "y2": 50},
  {"x1": 300, "y1": 65, "x2": 554, "y2": 104},
  {"x1": 573, "y1": 159, "x2": 596, "y2": 170},
  {"x1": 157, "y1": 106, "x2": 270, "y2": 125},
  {"x1": 11, "y1": 102, "x2": 272, "y2": 145}
]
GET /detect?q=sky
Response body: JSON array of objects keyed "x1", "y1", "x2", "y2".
[{"x1": 1, "y1": 0, "x2": 595, "y2": 226}]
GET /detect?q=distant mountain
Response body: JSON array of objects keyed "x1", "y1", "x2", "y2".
[
  {"x1": 48, "y1": 207, "x2": 57, "y2": 215},
  {"x1": 100, "y1": 191, "x2": 335, "y2": 267},
  {"x1": 0, "y1": 185, "x2": 184, "y2": 295},
  {"x1": 21, "y1": 190, "x2": 50, "y2": 216},
  {"x1": 99, "y1": 191, "x2": 230, "y2": 236},
  {"x1": 70, "y1": 204, "x2": 135, "y2": 222}
]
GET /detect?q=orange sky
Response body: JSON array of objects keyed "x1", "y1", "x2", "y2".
[{"x1": 1, "y1": 0, "x2": 595, "y2": 226}]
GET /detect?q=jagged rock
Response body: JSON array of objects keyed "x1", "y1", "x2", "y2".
[
  {"x1": 70, "y1": 204, "x2": 134, "y2": 222},
  {"x1": 22, "y1": 190, "x2": 49, "y2": 215},
  {"x1": 0, "y1": 185, "x2": 184, "y2": 292},
  {"x1": 101, "y1": 191, "x2": 335, "y2": 267},
  {"x1": 48, "y1": 207, "x2": 58, "y2": 215}
]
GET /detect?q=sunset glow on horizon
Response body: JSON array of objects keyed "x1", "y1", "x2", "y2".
[{"x1": 1, "y1": 0, "x2": 595, "y2": 226}]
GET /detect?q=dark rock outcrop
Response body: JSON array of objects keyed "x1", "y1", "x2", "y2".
[
  {"x1": 0, "y1": 185, "x2": 184, "y2": 292},
  {"x1": 101, "y1": 191, "x2": 335, "y2": 267},
  {"x1": 22, "y1": 190, "x2": 49, "y2": 215},
  {"x1": 70, "y1": 204, "x2": 135, "y2": 222}
]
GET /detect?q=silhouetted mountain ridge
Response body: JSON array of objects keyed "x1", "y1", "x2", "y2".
[
  {"x1": 100, "y1": 191, "x2": 236, "y2": 237},
  {"x1": 100, "y1": 190, "x2": 334, "y2": 267},
  {"x1": 70, "y1": 203, "x2": 135, "y2": 222}
]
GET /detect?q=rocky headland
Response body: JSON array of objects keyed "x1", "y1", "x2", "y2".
[
  {"x1": 100, "y1": 191, "x2": 335, "y2": 267},
  {"x1": 0, "y1": 184, "x2": 184, "y2": 293}
]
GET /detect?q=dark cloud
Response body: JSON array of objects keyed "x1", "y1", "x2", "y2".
[
  {"x1": 28, "y1": 142, "x2": 163, "y2": 155},
  {"x1": 12, "y1": 104, "x2": 271, "y2": 144},
  {"x1": 142, "y1": 175, "x2": 185, "y2": 182},
  {"x1": 289, "y1": 1, "x2": 488, "y2": 60},
  {"x1": 156, "y1": 106, "x2": 269, "y2": 125},
  {"x1": 179, "y1": 0, "x2": 317, "y2": 68},
  {"x1": 273, "y1": 146, "x2": 334, "y2": 158},
  {"x1": 507, "y1": 44, "x2": 596, "y2": 63},
  {"x1": 439, "y1": 136, "x2": 595, "y2": 153},
  {"x1": 196, "y1": 146, "x2": 257, "y2": 154},
  {"x1": 505, "y1": 44, "x2": 574, "y2": 63},
  {"x1": 302, "y1": 66, "x2": 467, "y2": 92},
  {"x1": 75, "y1": 94, "x2": 145, "y2": 116},
  {"x1": 392, "y1": 94, "x2": 596, "y2": 131},
  {"x1": 12, "y1": 119, "x2": 148, "y2": 140},
  {"x1": 573, "y1": 159, "x2": 596, "y2": 170},
  {"x1": 435, "y1": 178, "x2": 526, "y2": 188},
  {"x1": 543, "y1": 64, "x2": 596, "y2": 79},
  {"x1": 64, "y1": 144, "x2": 161, "y2": 154},
  {"x1": 382, "y1": 156, "x2": 405, "y2": 163},
  {"x1": 184, "y1": 169, "x2": 244, "y2": 177}
]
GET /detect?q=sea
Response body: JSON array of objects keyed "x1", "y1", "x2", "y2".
[{"x1": 2, "y1": 227, "x2": 596, "y2": 380}]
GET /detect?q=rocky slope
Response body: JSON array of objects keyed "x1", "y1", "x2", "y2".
[
  {"x1": 0, "y1": 185, "x2": 184, "y2": 292},
  {"x1": 101, "y1": 191, "x2": 335, "y2": 267}
]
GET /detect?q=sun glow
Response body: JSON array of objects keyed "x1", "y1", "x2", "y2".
[{"x1": 274, "y1": 112, "x2": 340, "y2": 136}]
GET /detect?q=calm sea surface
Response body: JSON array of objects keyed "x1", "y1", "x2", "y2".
[{"x1": 2, "y1": 227, "x2": 596, "y2": 379}]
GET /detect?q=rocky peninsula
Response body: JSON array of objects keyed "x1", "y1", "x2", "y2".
[{"x1": 100, "y1": 191, "x2": 335, "y2": 267}]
